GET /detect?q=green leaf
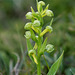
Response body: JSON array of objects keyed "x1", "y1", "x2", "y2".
[
  {"x1": 41, "y1": 4, "x2": 49, "y2": 15},
  {"x1": 26, "y1": 39, "x2": 34, "y2": 61},
  {"x1": 0, "y1": 51, "x2": 9, "y2": 72},
  {"x1": 26, "y1": 39, "x2": 33, "y2": 51},
  {"x1": 40, "y1": 4, "x2": 43, "y2": 12},
  {"x1": 70, "y1": 67, "x2": 75, "y2": 75},
  {"x1": 39, "y1": 37, "x2": 47, "y2": 54},
  {"x1": 50, "y1": 18, "x2": 53, "y2": 26},
  {"x1": 31, "y1": 7, "x2": 35, "y2": 14},
  {"x1": 36, "y1": 0, "x2": 38, "y2": 10},
  {"x1": 47, "y1": 51, "x2": 64, "y2": 75},
  {"x1": 65, "y1": 68, "x2": 72, "y2": 75}
]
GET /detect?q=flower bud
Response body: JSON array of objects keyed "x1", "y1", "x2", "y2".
[
  {"x1": 26, "y1": 12, "x2": 32, "y2": 19},
  {"x1": 33, "y1": 20, "x2": 40, "y2": 27},
  {"x1": 38, "y1": 1, "x2": 45, "y2": 6},
  {"x1": 46, "y1": 26, "x2": 53, "y2": 33},
  {"x1": 46, "y1": 44, "x2": 54, "y2": 53},
  {"x1": 24, "y1": 22, "x2": 32, "y2": 30},
  {"x1": 24, "y1": 31, "x2": 31, "y2": 39},
  {"x1": 46, "y1": 10, "x2": 54, "y2": 17}
]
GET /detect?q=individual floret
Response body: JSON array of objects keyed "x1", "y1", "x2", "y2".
[
  {"x1": 24, "y1": 31, "x2": 31, "y2": 39},
  {"x1": 33, "y1": 20, "x2": 40, "y2": 27},
  {"x1": 46, "y1": 44, "x2": 54, "y2": 53},
  {"x1": 26, "y1": 12, "x2": 32, "y2": 19},
  {"x1": 46, "y1": 10, "x2": 54, "y2": 17},
  {"x1": 24, "y1": 22, "x2": 32, "y2": 30}
]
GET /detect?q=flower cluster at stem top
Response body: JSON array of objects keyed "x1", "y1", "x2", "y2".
[{"x1": 24, "y1": 0, "x2": 54, "y2": 64}]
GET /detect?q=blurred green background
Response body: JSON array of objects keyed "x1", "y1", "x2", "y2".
[{"x1": 0, "y1": 0, "x2": 75, "y2": 75}]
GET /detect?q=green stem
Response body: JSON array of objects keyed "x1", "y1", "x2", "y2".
[
  {"x1": 37, "y1": 56, "x2": 41, "y2": 75},
  {"x1": 37, "y1": 34, "x2": 42, "y2": 75}
]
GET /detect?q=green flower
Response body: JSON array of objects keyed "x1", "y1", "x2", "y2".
[
  {"x1": 24, "y1": 31, "x2": 31, "y2": 39},
  {"x1": 38, "y1": 1, "x2": 45, "y2": 6},
  {"x1": 28, "y1": 49, "x2": 38, "y2": 64},
  {"x1": 40, "y1": 26, "x2": 53, "y2": 36},
  {"x1": 46, "y1": 26, "x2": 53, "y2": 33},
  {"x1": 46, "y1": 10, "x2": 54, "y2": 17},
  {"x1": 26, "y1": 12, "x2": 32, "y2": 19},
  {"x1": 46, "y1": 44, "x2": 54, "y2": 53},
  {"x1": 33, "y1": 20, "x2": 40, "y2": 27},
  {"x1": 28, "y1": 49, "x2": 36, "y2": 56},
  {"x1": 36, "y1": 12, "x2": 39, "y2": 15},
  {"x1": 24, "y1": 22, "x2": 32, "y2": 30}
]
